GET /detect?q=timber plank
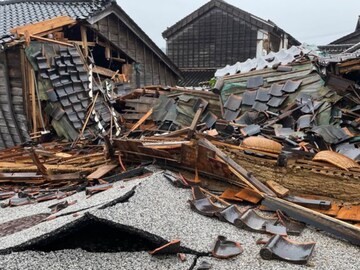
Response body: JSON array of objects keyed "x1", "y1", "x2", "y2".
[
  {"x1": 220, "y1": 188, "x2": 243, "y2": 202},
  {"x1": 86, "y1": 164, "x2": 118, "y2": 180},
  {"x1": 10, "y1": 16, "x2": 75, "y2": 36},
  {"x1": 337, "y1": 205, "x2": 360, "y2": 222},
  {"x1": 235, "y1": 188, "x2": 262, "y2": 204}
]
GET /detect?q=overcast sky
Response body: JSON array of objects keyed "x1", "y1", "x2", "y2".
[{"x1": 116, "y1": 0, "x2": 360, "y2": 49}]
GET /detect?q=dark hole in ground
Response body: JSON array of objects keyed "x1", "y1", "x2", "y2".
[{"x1": 25, "y1": 218, "x2": 160, "y2": 253}]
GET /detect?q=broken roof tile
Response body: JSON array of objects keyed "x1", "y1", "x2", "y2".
[
  {"x1": 297, "y1": 114, "x2": 312, "y2": 130},
  {"x1": 211, "y1": 236, "x2": 243, "y2": 259},
  {"x1": 202, "y1": 112, "x2": 218, "y2": 128},
  {"x1": 223, "y1": 108, "x2": 240, "y2": 121},
  {"x1": 260, "y1": 235, "x2": 315, "y2": 265}
]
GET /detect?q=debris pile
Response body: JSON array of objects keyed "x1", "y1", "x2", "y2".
[{"x1": 0, "y1": 14, "x2": 359, "y2": 269}]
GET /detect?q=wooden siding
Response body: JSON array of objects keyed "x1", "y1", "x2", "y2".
[
  {"x1": 166, "y1": 7, "x2": 269, "y2": 69},
  {"x1": 92, "y1": 14, "x2": 177, "y2": 87},
  {"x1": 0, "y1": 47, "x2": 29, "y2": 149}
]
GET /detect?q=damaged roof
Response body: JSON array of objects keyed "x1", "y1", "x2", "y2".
[{"x1": 0, "y1": 0, "x2": 181, "y2": 77}]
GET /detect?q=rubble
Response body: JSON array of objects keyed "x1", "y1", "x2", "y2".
[{"x1": 0, "y1": 5, "x2": 359, "y2": 269}]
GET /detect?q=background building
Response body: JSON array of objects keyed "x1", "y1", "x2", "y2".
[{"x1": 162, "y1": 0, "x2": 300, "y2": 86}]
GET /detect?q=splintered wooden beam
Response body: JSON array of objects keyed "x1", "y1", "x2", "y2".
[
  {"x1": 27, "y1": 147, "x2": 48, "y2": 176},
  {"x1": 93, "y1": 66, "x2": 118, "y2": 78},
  {"x1": 129, "y1": 108, "x2": 154, "y2": 132},
  {"x1": 10, "y1": 16, "x2": 76, "y2": 37}
]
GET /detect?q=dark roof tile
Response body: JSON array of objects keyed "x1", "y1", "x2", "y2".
[{"x1": 0, "y1": 1, "x2": 111, "y2": 39}]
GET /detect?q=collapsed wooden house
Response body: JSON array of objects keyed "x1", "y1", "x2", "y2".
[
  {"x1": 0, "y1": 0, "x2": 181, "y2": 149},
  {"x1": 162, "y1": 0, "x2": 300, "y2": 86}
]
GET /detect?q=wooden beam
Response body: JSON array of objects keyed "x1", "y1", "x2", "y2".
[
  {"x1": 112, "y1": 57, "x2": 126, "y2": 63},
  {"x1": 87, "y1": 164, "x2": 118, "y2": 180},
  {"x1": 69, "y1": 40, "x2": 96, "y2": 47},
  {"x1": 93, "y1": 65, "x2": 118, "y2": 78},
  {"x1": 263, "y1": 195, "x2": 360, "y2": 246},
  {"x1": 28, "y1": 62, "x2": 37, "y2": 133},
  {"x1": 10, "y1": 16, "x2": 76, "y2": 37},
  {"x1": 80, "y1": 25, "x2": 88, "y2": 58},
  {"x1": 129, "y1": 108, "x2": 154, "y2": 132},
  {"x1": 30, "y1": 35, "x2": 73, "y2": 47},
  {"x1": 105, "y1": 43, "x2": 111, "y2": 60}
]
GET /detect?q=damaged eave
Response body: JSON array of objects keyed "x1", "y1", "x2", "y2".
[{"x1": 86, "y1": 2, "x2": 182, "y2": 79}]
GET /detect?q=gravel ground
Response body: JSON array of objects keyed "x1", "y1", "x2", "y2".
[
  {"x1": 92, "y1": 172, "x2": 360, "y2": 269},
  {"x1": 1, "y1": 171, "x2": 360, "y2": 269},
  {"x1": 0, "y1": 177, "x2": 146, "y2": 252},
  {"x1": 0, "y1": 213, "x2": 84, "y2": 252},
  {"x1": 0, "y1": 177, "x2": 145, "y2": 224},
  {"x1": 0, "y1": 250, "x2": 195, "y2": 270}
]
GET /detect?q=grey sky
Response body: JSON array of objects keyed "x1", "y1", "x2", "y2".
[{"x1": 116, "y1": 0, "x2": 360, "y2": 48}]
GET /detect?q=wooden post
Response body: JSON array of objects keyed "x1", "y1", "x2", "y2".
[
  {"x1": 28, "y1": 62, "x2": 37, "y2": 134},
  {"x1": 80, "y1": 25, "x2": 88, "y2": 58}
]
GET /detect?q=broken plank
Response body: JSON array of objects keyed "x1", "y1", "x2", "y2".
[
  {"x1": 86, "y1": 164, "x2": 118, "y2": 180},
  {"x1": 336, "y1": 205, "x2": 360, "y2": 222},
  {"x1": 93, "y1": 65, "x2": 118, "y2": 78},
  {"x1": 129, "y1": 108, "x2": 153, "y2": 132},
  {"x1": 235, "y1": 188, "x2": 262, "y2": 204},
  {"x1": 0, "y1": 172, "x2": 43, "y2": 180},
  {"x1": 266, "y1": 180, "x2": 289, "y2": 197},
  {"x1": 220, "y1": 188, "x2": 243, "y2": 202},
  {"x1": 47, "y1": 172, "x2": 81, "y2": 182},
  {"x1": 309, "y1": 202, "x2": 341, "y2": 217}
]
